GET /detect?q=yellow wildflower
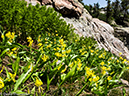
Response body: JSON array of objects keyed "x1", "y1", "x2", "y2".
[
  {"x1": 42, "y1": 54, "x2": 48, "y2": 62},
  {"x1": 100, "y1": 61, "x2": 104, "y2": 66},
  {"x1": 5, "y1": 32, "x2": 15, "y2": 43},
  {"x1": 90, "y1": 50, "x2": 94, "y2": 53},
  {"x1": 27, "y1": 37, "x2": 33, "y2": 47},
  {"x1": 101, "y1": 66, "x2": 107, "y2": 70},
  {"x1": 11, "y1": 32, "x2": 15, "y2": 39},
  {"x1": 12, "y1": 47, "x2": 17, "y2": 51},
  {"x1": 89, "y1": 78, "x2": 92, "y2": 82},
  {"x1": 122, "y1": 59, "x2": 127, "y2": 64},
  {"x1": 107, "y1": 76, "x2": 112, "y2": 80},
  {"x1": 66, "y1": 49, "x2": 71, "y2": 54},
  {"x1": 38, "y1": 43, "x2": 42, "y2": 47},
  {"x1": 46, "y1": 44, "x2": 51, "y2": 48},
  {"x1": 62, "y1": 47, "x2": 65, "y2": 50},
  {"x1": 102, "y1": 70, "x2": 106, "y2": 75},
  {"x1": 99, "y1": 54, "x2": 103, "y2": 58},
  {"x1": 62, "y1": 44, "x2": 66, "y2": 48},
  {"x1": 35, "y1": 78, "x2": 43, "y2": 87},
  {"x1": 77, "y1": 63, "x2": 82, "y2": 71},
  {"x1": 79, "y1": 49, "x2": 82, "y2": 53},
  {"x1": 59, "y1": 39, "x2": 64, "y2": 45},
  {"x1": 56, "y1": 34, "x2": 58, "y2": 36},
  {"x1": 45, "y1": 42, "x2": 48, "y2": 44},
  {"x1": 119, "y1": 56, "x2": 123, "y2": 60},
  {"x1": 117, "y1": 59, "x2": 119, "y2": 63},
  {"x1": 119, "y1": 52, "x2": 122, "y2": 55},
  {"x1": 58, "y1": 65, "x2": 62, "y2": 70},
  {"x1": 89, "y1": 46, "x2": 91, "y2": 49},
  {"x1": 69, "y1": 62, "x2": 74, "y2": 68},
  {"x1": 38, "y1": 35, "x2": 41, "y2": 42},
  {"x1": 9, "y1": 72, "x2": 16, "y2": 82},
  {"x1": 93, "y1": 76, "x2": 99, "y2": 82},
  {"x1": 55, "y1": 52, "x2": 62, "y2": 57},
  {"x1": 62, "y1": 51, "x2": 66, "y2": 54},
  {"x1": 61, "y1": 67, "x2": 67, "y2": 73},
  {"x1": 0, "y1": 66, "x2": 4, "y2": 74},
  {"x1": 1, "y1": 34, "x2": 4, "y2": 39},
  {"x1": 54, "y1": 48, "x2": 56, "y2": 51},
  {"x1": 0, "y1": 77, "x2": 4, "y2": 89},
  {"x1": 5, "y1": 31, "x2": 11, "y2": 38},
  {"x1": 57, "y1": 47, "x2": 60, "y2": 50}
]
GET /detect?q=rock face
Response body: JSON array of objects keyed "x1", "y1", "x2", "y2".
[
  {"x1": 114, "y1": 27, "x2": 129, "y2": 49},
  {"x1": 25, "y1": 0, "x2": 129, "y2": 60}
]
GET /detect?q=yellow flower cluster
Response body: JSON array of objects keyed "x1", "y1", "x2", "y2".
[
  {"x1": 41, "y1": 54, "x2": 49, "y2": 62},
  {"x1": 59, "y1": 39, "x2": 64, "y2": 45},
  {"x1": 8, "y1": 72, "x2": 16, "y2": 82},
  {"x1": 100, "y1": 61, "x2": 111, "y2": 75},
  {"x1": 6, "y1": 47, "x2": 17, "y2": 57},
  {"x1": 85, "y1": 66, "x2": 100, "y2": 85},
  {"x1": 85, "y1": 66, "x2": 95, "y2": 78},
  {"x1": 77, "y1": 58, "x2": 82, "y2": 71},
  {"x1": 5, "y1": 31, "x2": 15, "y2": 43},
  {"x1": 35, "y1": 77, "x2": 43, "y2": 87},
  {"x1": 55, "y1": 52, "x2": 62, "y2": 57},
  {"x1": 27, "y1": 37, "x2": 33, "y2": 47}
]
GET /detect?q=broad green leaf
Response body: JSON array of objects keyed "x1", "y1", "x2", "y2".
[
  {"x1": 13, "y1": 57, "x2": 20, "y2": 74},
  {"x1": 59, "y1": 62, "x2": 77, "y2": 86},
  {"x1": 14, "y1": 64, "x2": 32, "y2": 91},
  {"x1": 11, "y1": 90, "x2": 27, "y2": 95}
]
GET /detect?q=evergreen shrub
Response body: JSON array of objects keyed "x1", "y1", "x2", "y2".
[{"x1": 0, "y1": 0, "x2": 74, "y2": 41}]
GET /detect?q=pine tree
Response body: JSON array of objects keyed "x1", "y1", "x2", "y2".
[
  {"x1": 120, "y1": 0, "x2": 129, "y2": 23},
  {"x1": 106, "y1": 0, "x2": 113, "y2": 23}
]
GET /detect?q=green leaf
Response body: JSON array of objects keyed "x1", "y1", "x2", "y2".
[
  {"x1": 4, "y1": 67, "x2": 11, "y2": 80},
  {"x1": 11, "y1": 90, "x2": 27, "y2": 94},
  {"x1": 31, "y1": 86, "x2": 35, "y2": 95},
  {"x1": 12, "y1": 57, "x2": 20, "y2": 74},
  {"x1": 0, "y1": 48, "x2": 10, "y2": 58},
  {"x1": 14, "y1": 64, "x2": 32, "y2": 91},
  {"x1": 59, "y1": 62, "x2": 77, "y2": 86}
]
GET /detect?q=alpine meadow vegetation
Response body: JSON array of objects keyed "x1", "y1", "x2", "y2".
[{"x1": 0, "y1": 0, "x2": 129, "y2": 95}]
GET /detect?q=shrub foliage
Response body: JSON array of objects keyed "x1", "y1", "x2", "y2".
[{"x1": 0, "y1": 0, "x2": 74, "y2": 40}]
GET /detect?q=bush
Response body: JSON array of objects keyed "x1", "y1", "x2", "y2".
[{"x1": 0, "y1": 0, "x2": 74, "y2": 41}]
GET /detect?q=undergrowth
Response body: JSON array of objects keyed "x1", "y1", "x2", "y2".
[{"x1": 0, "y1": 0, "x2": 129, "y2": 96}]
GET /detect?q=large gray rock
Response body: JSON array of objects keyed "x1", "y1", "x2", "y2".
[
  {"x1": 114, "y1": 27, "x2": 129, "y2": 49},
  {"x1": 25, "y1": 0, "x2": 129, "y2": 60},
  {"x1": 42, "y1": 0, "x2": 83, "y2": 18}
]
